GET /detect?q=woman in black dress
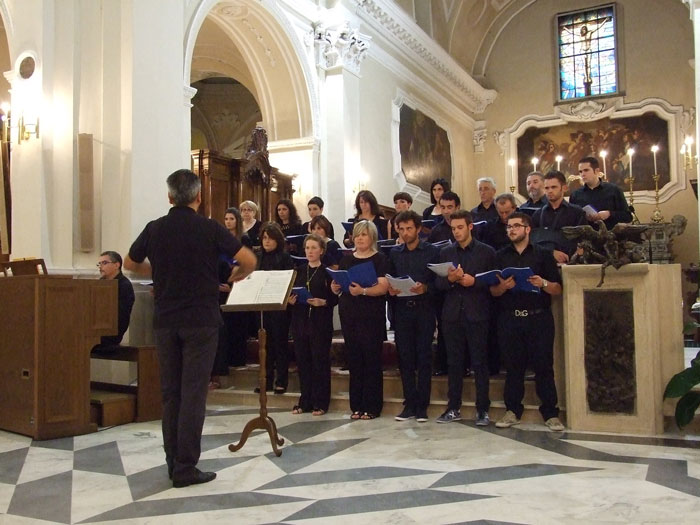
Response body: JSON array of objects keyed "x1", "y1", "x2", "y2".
[
  {"x1": 332, "y1": 220, "x2": 389, "y2": 419},
  {"x1": 257, "y1": 222, "x2": 294, "y2": 393},
  {"x1": 240, "y1": 200, "x2": 262, "y2": 247},
  {"x1": 211, "y1": 207, "x2": 247, "y2": 389},
  {"x1": 276, "y1": 199, "x2": 304, "y2": 254},
  {"x1": 288, "y1": 234, "x2": 338, "y2": 415},
  {"x1": 422, "y1": 178, "x2": 450, "y2": 221},
  {"x1": 310, "y1": 215, "x2": 342, "y2": 268},
  {"x1": 343, "y1": 190, "x2": 388, "y2": 247}
]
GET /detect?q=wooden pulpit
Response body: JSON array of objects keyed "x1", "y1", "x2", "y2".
[{"x1": 0, "y1": 275, "x2": 117, "y2": 439}]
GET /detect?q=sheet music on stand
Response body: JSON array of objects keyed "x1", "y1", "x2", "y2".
[{"x1": 222, "y1": 270, "x2": 295, "y2": 312}]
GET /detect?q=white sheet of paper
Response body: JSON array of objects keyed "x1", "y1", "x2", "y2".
[
  {"x1": 427, "y1": 262, "x2": 456, "y2": 277},
  {"x1": 226, "y1": 270, "x2": 295, "y2": 307},
  {"x1": 385, "y1": 274, "x2": 418, "y2": 297}
]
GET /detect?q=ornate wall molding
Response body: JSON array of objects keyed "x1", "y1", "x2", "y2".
[
  {"x1": 501, "y1": 97, "x2": 690, "y2": 205},
  {"x1": 353, "y1": 0, "x2": 497, "y2": 114},
  {"x1": 310, "y1": 22, "x2": 371, "y2": 75},
  {"x1": 183, "y1": 85, "x2": 198, "y2": 108},
  {"x1": 473, "y1": 124, "x2": 487, "y2": 153}
]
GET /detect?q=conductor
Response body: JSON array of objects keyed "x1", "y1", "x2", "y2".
[{"x1": 125, "y1": 169, "x2": 257, "y2": 488}]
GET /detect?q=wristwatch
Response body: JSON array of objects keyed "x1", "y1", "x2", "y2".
[
  {"x1": 362, "y1": 288, "x2": 367, "y2": 296},
  {"x1": 542, "y1": 279, "x2": 548, "y2": 289}
]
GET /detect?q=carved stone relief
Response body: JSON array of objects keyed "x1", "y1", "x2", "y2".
[{"x1": 311, "y1": 23, "x2": 371, "y2": 75}]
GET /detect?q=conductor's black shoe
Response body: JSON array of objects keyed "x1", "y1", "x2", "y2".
[
  {"x1": 432, "y1": 369, "x2": 447, "y2": 376},
  {"x1": 254, "y1": 386, "x2": 274, "y2": 393},
  {"x1": 172, "y1": 469, "x2": 216, "y2": 488}
]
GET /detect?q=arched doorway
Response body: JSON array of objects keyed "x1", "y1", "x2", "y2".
[{"x1": 185, "y1": 1, "x2": 317, "y2": 190}]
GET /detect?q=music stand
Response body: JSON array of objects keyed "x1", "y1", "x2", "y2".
[{"x1": 221, "y1": 269, "x2": 296, "y2": 456}]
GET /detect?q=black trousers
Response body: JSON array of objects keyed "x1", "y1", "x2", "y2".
[
  {"x1": 263, "y1": 310, "x2": 291, "y2": 389},
  {"x1": 293, "y1": 308, "x2": 333, "y2": 412},
  {"x1": 497, "y1": 310, "x2": 559, "y2": 420},
  {"x1": 155, "y1": 325, "x2": 218, "y2": 478},
  {"x1": 443, "y1": 317, "x2": 490, "y2": 412},
  {"x1": 394, "y1": 302, "x2": 435, "y2": 412},
  {"x1": 340, "y1": 307, "x2": 384, "y2": 416}
]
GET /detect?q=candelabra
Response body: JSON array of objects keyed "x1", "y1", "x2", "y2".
[{"x1": 650, "y1": 173, "x2": 664, "y2": 223}]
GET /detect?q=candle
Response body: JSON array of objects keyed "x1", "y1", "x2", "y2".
[
  {"x1": 627, "y1": 148, "x2": 635, "y2": 178},
  {"x1": 508, "y1": 159, "x2": 515, "y2": 188},
  {"x1": 600, "y1": 150, "x2": 607, "y2": 177},
  {"x1": 651, "y1": 145, "x2": 659, "y2": 174},
  {"x1": 531, "y1": 157, "x2": 538, "y2": 171},
  {"x1": 555, "y1": 155, "x2": 563, "y2": 172}
]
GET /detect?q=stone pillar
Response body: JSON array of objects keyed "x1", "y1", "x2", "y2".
[
  {"x1": 313, "y1": 23, "x2": 370, "y2": 232},
  {"x1": 562, "y1": 264, "x2": 685, "y2": 434}
]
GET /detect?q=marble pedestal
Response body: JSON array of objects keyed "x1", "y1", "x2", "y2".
[{"x1": 562, "y1": 263, "x2": 684, "y2": 434}]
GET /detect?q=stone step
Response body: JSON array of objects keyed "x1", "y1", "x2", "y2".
[{"x1": 209, "y1": 365, "x2": 559, "y2": 424}]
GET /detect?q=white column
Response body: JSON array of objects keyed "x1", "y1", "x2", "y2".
[{"x1": 314, "y1": 23, "x2": 370, "y2": 232}]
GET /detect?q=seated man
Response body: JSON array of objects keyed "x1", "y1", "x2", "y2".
[
  {"x1": 570, "y1": 156, "x2": 632, "y2": 228},
  {"x1": 531, "y1": 171, "x2": 587, "y2": 263},
  {"x1": 93, "y1": 250, "x2": 135, "y2": 351}
]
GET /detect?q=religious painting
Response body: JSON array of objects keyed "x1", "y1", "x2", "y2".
[
  {"x1": 558, "y1": 4, "x2": 618, "y2": 100},
  {"x1": 516, "y1": 112, "x2": 671, "y2": 194},
  {"x1": 399, "y1": 105, "x2": 452, "y2": 192}
]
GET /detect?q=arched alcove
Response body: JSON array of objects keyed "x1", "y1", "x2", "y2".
[{"x1": 185, "y1": 0, "x2": 316, "y2": 143}]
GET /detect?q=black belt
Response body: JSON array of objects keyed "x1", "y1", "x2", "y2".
[
  {"x1": 509, "y1": 308, "x2": 546, "y2": 317},
  {"x1": 397, "y1": 297, "x2": 428, "y2": 308}
]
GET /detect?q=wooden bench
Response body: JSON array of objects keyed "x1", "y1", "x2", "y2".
[{"x1": 91, "y1": 345, "x2": 162, "y2": 422}]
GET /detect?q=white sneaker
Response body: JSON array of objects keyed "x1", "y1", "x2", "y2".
[
  {"x1": 495, "y1": 410, "x2": 521, "y2": 428},
  {"x1": 545, "y1": 417, "x2": 565, "y2": 432}
]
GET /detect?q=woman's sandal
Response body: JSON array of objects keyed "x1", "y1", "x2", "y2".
[
  {"x1": 312, "y1": 409, "x2": 326, "y2": 416},
  {"x1": 360, "y1": 412, "x2": 377, "y2": 420},
  {"x1": 350, "y1": 411, "x2": 362, "y2": 420},
  {"x1": 292, "y1": 405, "x2": 304, "y2": 415}
]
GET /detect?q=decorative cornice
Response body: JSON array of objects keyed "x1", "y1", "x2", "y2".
[
  {"x1": 310, "y1": 22, "x2": 371, "y2": 75},
  {"x1": 353, "y1": 0, "x2": 497, "y2": 114},
  {"x1": 554, "y1": 97, "x2": 623, "y2": 122}
]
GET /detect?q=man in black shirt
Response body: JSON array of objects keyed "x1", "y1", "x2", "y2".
[
  {"x1": 125, "y1": 169, "x2": 257, "y2": 488},
  {"x1": 427, "y1": 191, "x2": 460, "y2": 244},
  {"x1": 490, "y1": 212, "x2": 565, "y2": 432},
  {"x1": 531, "y1": 171, "x2": 587, "y2": 263},
  {"x1": 388, "y1": 210, "x2": 440, "y2": 423},
  {"x1": 570, "y1": 156, "x2": 632, "y2": 229},
  {"x1": 93, "y1": 250, "x2": 135, "y2": 350},
  {"x1": 483, "y1": 193, "x2": 516, "y2": 251},
  {"x1": 518, "y1": 171, "x2": 548, "y2": 214},
  {"x1": 470, "y1": 177, "x2": 498, "y2": 222},
  {"x1": 435, "y1": 210, "x2": 496, "y2": 425}
]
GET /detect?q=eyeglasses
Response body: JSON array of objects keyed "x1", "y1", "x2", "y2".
[
  {"x1": 505, "y1": 223, "x2": 526, "y2": 231},
  {"x1": 96, "y1": 261, "x2": 114, "y2": 267}
]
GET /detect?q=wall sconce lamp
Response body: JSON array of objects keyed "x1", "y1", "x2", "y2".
[
  {"x1": 681, "y1": 136, "x2": 698, "y2": 171},
  {"x1": 18, "y1": 115, "x2": 40, "y2": 144}
]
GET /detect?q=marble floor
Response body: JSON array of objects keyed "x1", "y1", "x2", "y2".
[{"x1": 1, "y1": 405, "x2": 700, "y2": 524}]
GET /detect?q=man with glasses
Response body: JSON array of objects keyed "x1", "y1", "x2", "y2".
[
  {"x1": 93, "y1": 251, "x2": 135, "y2": 350},
  {"x1": 489, "y1": 212, "x2": 565, "y2": 432}
]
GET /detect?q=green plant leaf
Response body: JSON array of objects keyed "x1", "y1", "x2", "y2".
[
  {"x1": 675, "y1": 391, "x2": 700, "y2": 429},
  {"x1": 664, "y1": 365, "x2": 700, "y2": 398}
]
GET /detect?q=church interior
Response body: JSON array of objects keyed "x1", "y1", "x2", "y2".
[{"x1": 1, "y1": 0, "x2": 700, "y2": 523}]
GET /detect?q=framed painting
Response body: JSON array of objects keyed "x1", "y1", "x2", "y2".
[
  {"x1": 399, "y1": 104, "x2": 452, "y2": 193},
  {"x1": 516, "y1": 111, "x2": 671, "y2": 194}
]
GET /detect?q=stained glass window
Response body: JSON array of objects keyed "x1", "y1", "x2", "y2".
[{"x1": 558, "y1": 4, "x2": 617, "y2": 100}]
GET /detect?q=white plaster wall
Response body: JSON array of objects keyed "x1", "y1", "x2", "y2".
[{"x1": 358, "y1": 56, "x2": 476, "y2": 213}]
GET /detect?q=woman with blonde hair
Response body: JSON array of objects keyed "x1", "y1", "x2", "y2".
[
  {"x1": 331, "y1": 220, "x2": 389, "y2": 419},
  {"x1": 240, "y1": 200, "x2": 261, "y2": 246}
]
